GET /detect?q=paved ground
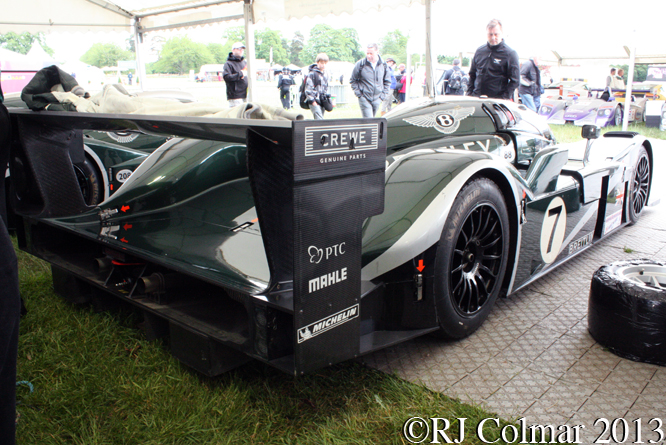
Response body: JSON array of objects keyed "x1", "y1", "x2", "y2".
[{"x1": 362, "y1": 140, "x2": 666, "y2": 444}]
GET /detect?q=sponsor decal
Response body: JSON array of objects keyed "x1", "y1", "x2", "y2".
[
  {"x1": 308, "y1": 267, "x2": 347, "y2": 293},
  {"x1": 297, "y1": 304, "x2": 359, "y2": 343},
  {"x1": 603, "y1": 209, "x2": 622, "y2": 235},
  {"x1": 493, "y1": 58, "x2": 502, "y2": 64},
  {"x1": 403, "y1": 106, "x2": 475, "y2": 134},
  {"x1": 307, "y1": 242, "x2": 346, "y2": 264},
  {"x1": 115, "y1": 169, "x2": 133, "y2": 183},
  {"x1": 106, "y1": 131, "x2": 139, "y2": 144},
  {"x1": 540, "y1": 196, "x2": 567, "y2": 264},
  {"x1": 305, "y1": 124, "x2": 379, "y2": 157},
  {"x1": 568, "y1": 232, "x2": 593, "y2": 255}
]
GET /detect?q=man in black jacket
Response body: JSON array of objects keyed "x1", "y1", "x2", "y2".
[
  {"x1": 467, "y1": 19, "x2": 520, "y2": 100},
  {"x1": 223, "y1": 42, "x2": 248, "y2": 107},
  {"x1": 519, "y1": 57, "x2": 541, "y2": 112}
]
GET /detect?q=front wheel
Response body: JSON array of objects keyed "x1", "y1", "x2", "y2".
[
  {"x1": 434, "y1": 178, "x2": 510, "y2": 338},
  {"x1": 613, "y1": 106, "x2": 623, "y2": 126}
]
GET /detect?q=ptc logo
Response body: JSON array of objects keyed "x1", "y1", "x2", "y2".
[{"x1": 307, "y1": 242, "x2": 346, "y2": 264}]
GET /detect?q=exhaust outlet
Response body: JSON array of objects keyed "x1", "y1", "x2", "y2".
[
  {"x1": 94, "y1": 257, "x2": 113, "y2": 273},
  {"x1": 137, "y1": 273, "x2": 183, "y2": 295}
]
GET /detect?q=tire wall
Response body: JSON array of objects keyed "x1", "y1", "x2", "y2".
[{"x1": 588, "y1": 259, "x2": 666, "y2": 366}]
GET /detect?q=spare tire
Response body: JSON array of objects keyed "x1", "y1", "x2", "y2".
[{"x1": 588, "y1": 259, "x2": 666, "y2": 366}]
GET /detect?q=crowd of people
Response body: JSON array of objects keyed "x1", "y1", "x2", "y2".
[{"x1": 217, "y1": 19, "x2": 551, "y2": 118}]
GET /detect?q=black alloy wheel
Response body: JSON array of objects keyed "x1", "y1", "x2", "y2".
[
  {"x1": 434, "y1": 178, "x2": 510, "y2": 338},
  {"x1": 629, "y1": 146, "x2": 650, "y2": 223}
]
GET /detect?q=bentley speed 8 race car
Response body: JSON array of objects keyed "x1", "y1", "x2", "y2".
[{"x1": 6, "y1": 95, "x2": 654, "y2": 376}]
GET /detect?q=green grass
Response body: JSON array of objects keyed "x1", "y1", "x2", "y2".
[
  {"x1": 547, "y1": 122, "x2": 665, "y2": 144},
  {"x1": 14, "y1": 238, "x2": 521, "y2": 444}
]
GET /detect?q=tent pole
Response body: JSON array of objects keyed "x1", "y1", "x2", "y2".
[
  {"x1": 244, "y1": 0, "x2": 255, "y2": 102},
  {"x1": 425, "y1": 0, "x2": 434, "y2": 98},
  {"x1": 134, "y1": 18, "x2": 147, "y2": 91},
  {"x1": 622, "y1": 43, "x2": 636, "y2": 131}
]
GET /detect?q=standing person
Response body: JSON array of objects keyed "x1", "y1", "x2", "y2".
[
  {"x1": 0, "y1": 73, "x2": 21, "y2": 445},
  {"x1": 381, "y1": 58, "x2": 397, "y2": 115},
  {"x1": 395, "y1": 63, "x2": 407, "y2": 105},
  {"x1": 350, "y1": 43, "x2": 392, "y2": 118},
  {"x1": 467, "y1": 19, "x2": 520, "y2": 100},
  {"x1": 305, "y1": 53, "x2": 330, "y2": 120},
  {"x1": 615, "y1": 68, "x2": 626, "y2": 90},
  {"x1": 606, "y1": 68, "x2": 617, "y2": 89},
  {"x1": 223, "y1": 42, "x2": 248, "y2": 108},
  {"x1": 601, "y1": 67, "x2": 617, "y2": 101},
  {"x1": 441, "y1": 58, "x2": 466, "y2": 96},
  {"x1": 277, "y1": 67, "x2": 294, "y2": 109},
  {"x1": 127, "y1": 72, "x2": 133, "y2": 85},
  {"x1": 518, "y1": 57, "x2": 541, "y2": 112}
]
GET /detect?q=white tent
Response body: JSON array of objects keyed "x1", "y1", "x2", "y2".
[{"x1": 0, "y1": 0, "x2": 434, "y2": 100}]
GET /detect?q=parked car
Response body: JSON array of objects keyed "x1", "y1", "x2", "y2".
[
  {"x1": 543, "y1": 79, "x2": 590, "y2": 99},
  {"x1": 7, "y1": 95, "x2": 654, "y2": 375},
  {"x1": 539, "y1": 89, "x2": 645, "y2": 127}
]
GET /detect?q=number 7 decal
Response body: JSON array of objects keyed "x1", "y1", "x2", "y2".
[{"x1": 540, "y1": 196, "x2": 567, "y2": 264}]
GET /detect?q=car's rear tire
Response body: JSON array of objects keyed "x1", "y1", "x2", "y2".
[
  {"x1": 628, "y1": 146, "x2": 650, "y2": 224},
  {"x1": 73, "y1": 156, "x2": 103, "y2": 206},
  {"x1": 433, "y1": 178, "x2": 510, "y2": 339}
]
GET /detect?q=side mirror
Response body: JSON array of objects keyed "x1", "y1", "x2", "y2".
[
  {"x1": 582, "y1": 125, "x2": 600, "y2": 140},
  {"x1": 582, "y1": 125, "x2": 600, "y2": 166}
]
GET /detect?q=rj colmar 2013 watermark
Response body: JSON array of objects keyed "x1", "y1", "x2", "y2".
[{"x1": 402, "y1": 416, "x2": 665, "y2": 444}]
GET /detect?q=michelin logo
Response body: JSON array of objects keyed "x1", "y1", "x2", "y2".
[{"x1": 297, "y1": 304, "x2": 359, "y2": 343}]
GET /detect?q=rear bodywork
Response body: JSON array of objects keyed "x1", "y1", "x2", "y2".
[{"x1": 7, "y1": 96, "x2": 654, "y2": 375}]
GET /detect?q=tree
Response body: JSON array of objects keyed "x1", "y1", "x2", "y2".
[
  {"x1": 255, "y1": 29, "x2": 288, "y2": 66},
  {"x1": 223, "y1": 27, "x2": 245, "y2": 48},
  {"x1": 81, "y1": 43, "x2": 133, "y2": 68},
  {"x1": 303, "y1": 24, "x2": 360, "y2": 63},
  {"x1": 437, "y1": 55, "x2": 470, "y2": 67},
  {"x1": 0, "y1": 31, "x2": 54, "y2": 56},
  {"x1": 207, "y1": 43, "x2": 227, "y2": 64},
  {"x1": 152, "y1": 36, "x2": 214, "y2": 74},
  {"x1": 289, "y1": 32, "x2": 305, "y2": 66},
  {"x1": 380, "y1": 29, "x2": 408, "y2": 64},
  {"x1": 340, "y1": 28, "x2": 363, "y2": 62}
]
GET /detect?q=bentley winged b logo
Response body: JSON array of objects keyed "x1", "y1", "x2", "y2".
[{"x1": 403, "y1": 106, "x2": 475, "y2": 134}]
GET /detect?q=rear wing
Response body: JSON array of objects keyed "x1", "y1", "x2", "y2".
[{"x1": 8, "y1": 109, "x2": 388, "y2": 375}]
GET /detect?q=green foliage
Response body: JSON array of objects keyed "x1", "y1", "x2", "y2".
[
  {"x1": 289, "y1": 31, "x2": 305, "y2": 66},
  {"x1": 380, "y1": 29, "x2": 408, "y2": 64},
  {"x1": 0, "y1": 31, "x2": 54, "y2": 56},
  {"x1": 152, "y1": 36, "x2": 214, "y2": 75},
  {"x1": 437, "y1": 55, "x2": 470, "y2": 67},
  {"x1": 223, "y1": 26, "x2": 245, "y2": 47},
  {"x1": 80, "y1": 43, "x2": 133, "y2": 68},
  {"x1": 206, "y1": 43, "x2": 227, "y2": 64},
  {"x1": 549, "y1": 121, "x2": 666, "y2": 143},
  {"x1": 303, "y1": 24, "x2": 361, "y2": 63},
  {"x1": 255, "y1": 29, "x2": 289, "y2": 66}
]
